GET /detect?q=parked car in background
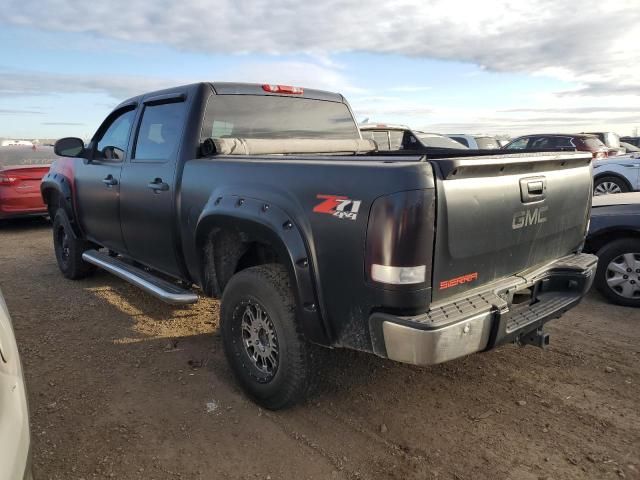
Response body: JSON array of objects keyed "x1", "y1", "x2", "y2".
[
  {"x1": 359, "y1": 124, "x2": 468, "y2": 151},
  {"x1": 620, "y1": 141, "x2": 640, "y2": 153},
  {"x1": 593, "y1": 153, "x2": 640, "y2": 195},
  {"x1": 0, "y1": 289, "x2": 32, "y2": 480},
  {"x1": 585, "y1": 193, "x2": 640, "y2": 307},
  {"x1": 445, "y1": 134, "x2": 501, "y2": 149},
  {"x1": 503, "y1": 134, "x2": 608, "y2": 159},
  {"x1": 584, "y1": 131, "x2": 625, "y2": 156},
  {"x1": 621, "y1": 137, "x2": 640, "y2": 148},
  {"x1": 0, "y1": 145, "x2": 55, "y2": 220}
]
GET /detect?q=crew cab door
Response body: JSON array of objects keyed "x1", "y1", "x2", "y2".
[
  {"x1": 75, "y1": 106, "x2": 136, "y2": 252},
  {"x1": 119, "y1": 94, "x2": 188, "y2": 277}
]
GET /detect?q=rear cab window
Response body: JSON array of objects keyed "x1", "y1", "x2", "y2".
[{"x1": 201, "y1": 95, "x2": 359, "y2": 142}]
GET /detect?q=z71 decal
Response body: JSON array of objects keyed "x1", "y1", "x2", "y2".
[{"x1": 313, "y1": 194, "x2": 362, "y2": 221}]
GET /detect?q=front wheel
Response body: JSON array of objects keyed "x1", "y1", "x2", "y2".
[
  {"x1": 221, "y1": 264, "x2": 316, "y2": 410},
  {"x1": 594, "y1": 176, "x2": 629, "y2": 196},
  {"x1": 52, "y1": 210, "x2": 96, "y2": 280},
  {"x1": 595, "y1": 238, "x2": 640, "y2": 308}
]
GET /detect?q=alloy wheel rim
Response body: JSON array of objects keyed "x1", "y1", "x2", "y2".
[
  {"x1": 594, "y1": 182, "x2": 622, "y2": 195},
  {"x1": 240, "y1": 301, "x2": 279, "y2": 378},
  {"x1": 605, "y1": 252, "x2": 640, "y2": 299}
]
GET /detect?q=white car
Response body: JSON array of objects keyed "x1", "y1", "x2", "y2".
[
  {"x1": 0, "y1": 290, "x2": 32, "y2": 480},
  {"x1": 445, "y1": 134, "x2": 501, "y2": 149},
  {"x1": 593, "y1": 153, "x2": 640, "y2": 195}
]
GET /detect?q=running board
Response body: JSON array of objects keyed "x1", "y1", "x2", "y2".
[{"x1": 82, "y1": 250, "x2": 198, "y2": 305}]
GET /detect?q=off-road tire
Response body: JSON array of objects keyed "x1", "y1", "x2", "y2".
[
  {"x1": 52, "y1": 209, "x2": 96, "y2": 280},
  {"x1": 221, "y1": 264, "x2": 317, "y2": 410}
]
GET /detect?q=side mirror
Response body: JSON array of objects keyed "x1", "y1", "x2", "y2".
[{"x1": 54, "y1": 137, "x2": 85, "y2": 158}]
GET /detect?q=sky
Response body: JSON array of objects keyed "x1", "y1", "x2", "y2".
[{"x1": 1, "y1": 0, "x2": 639, "y2": 140}]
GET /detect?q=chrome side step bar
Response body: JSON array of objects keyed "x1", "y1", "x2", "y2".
[{"x1": 82, "y1": 250, "x2": 198, "y2": 305}]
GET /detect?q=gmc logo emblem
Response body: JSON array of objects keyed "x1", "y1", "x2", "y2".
[{"x1": 512, "y1": 206, "x2": 548, "y2": 230}]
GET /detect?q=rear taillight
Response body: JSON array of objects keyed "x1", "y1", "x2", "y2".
[
  {"x1": 0, "y1": 174, "x2": 19, "y2": 186},
  {"x1": 262, "y1": 84, "x2": 304, "y2": 94},
  {"x1": 365, "y1": 190, "x2": 435, "y2": 289},
  {"x1": 593, "y1": 151, "x2": 607, "y2": 159}
]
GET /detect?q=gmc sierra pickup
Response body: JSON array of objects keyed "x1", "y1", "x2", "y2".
[{"x1": 42, "y1": 82, "x2": 597, "y2": 409}]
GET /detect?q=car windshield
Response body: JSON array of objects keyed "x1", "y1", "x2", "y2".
[
  {"x1": 201, "y1": 95, "x2": 360, "y2": 140},
  {"x1": 474, "y1": 136, "x2": 500, "y2": 149},
  {"x1": 0, "y1": 146, "x2": 56, "y2": 168},
  {"x1": 416, "y1": 133, "x2": 468, "y2": 149}
]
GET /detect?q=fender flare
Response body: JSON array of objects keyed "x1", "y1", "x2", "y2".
[
  {"x1": 194, "y1": 194, "x2": 331, "y2": 345},
  {"x1": 41, "y1": 172, "x2": 81, "y2": 237}
]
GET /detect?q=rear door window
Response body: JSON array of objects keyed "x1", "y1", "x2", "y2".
[{"x1": 134, "y1": 101, "x2": 186, "y2": 162}]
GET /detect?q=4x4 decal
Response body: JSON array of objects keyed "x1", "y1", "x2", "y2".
[{"x1": 313, "y1": 194, "x2": 362, "y2": 221}]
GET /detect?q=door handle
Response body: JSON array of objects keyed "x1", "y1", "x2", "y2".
[
  {"x1": 102, "y1": 175, "x2": 118, "y2": 186},
  {"x1": 147, "y1": 178, "x2": 169, "y2": 192}
]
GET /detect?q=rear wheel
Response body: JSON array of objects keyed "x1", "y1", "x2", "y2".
[
  {"x1": 221, "y1": 264, "x2": 316, "y2": 410},
  {"x1": 595, "y1": 238, "x2": 640, "y2": 308},
  {"x1": 594, "y1": 176, "x2": 629, "y2": 196},
  {"x1": 52, "y1": 210, "x2": 96, "y2": 280}
]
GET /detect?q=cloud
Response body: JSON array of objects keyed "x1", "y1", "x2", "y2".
[
  {"x1": 0, "y1": 108, "x2": 44, "y2": 115},
  {"x1": 41, "y1": 122, "x2": 85, "y2": 125},
  {"x1": 2, "y1": 0, "x2": 638, "y2": 97},
  {"x1": 0, "y1": 70, "x2": 185, "y2": 99},
  {"x1": 501, "y1": 106, "x2": 640, "y2": 114},
  {"x1": 0, "y1": 58, "x2": 364, "y2": 101}
]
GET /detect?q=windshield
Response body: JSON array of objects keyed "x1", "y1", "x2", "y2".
[
  {"x1": 416, "y1": 133, "x2": 468, "y2": 149},
  {"x1": 0, "y1": 146, "x2": 55, "y2": 168},
  {"x1": 475, "y1": 136, "x2": 500, "y2": 149},
  {"x1": 201, "y1": 95, "x2": 359, "y2": 141}
]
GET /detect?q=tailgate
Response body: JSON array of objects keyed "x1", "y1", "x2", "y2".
[{"x1": 430, "y1": 152, "x2": 593, "y2": 302}]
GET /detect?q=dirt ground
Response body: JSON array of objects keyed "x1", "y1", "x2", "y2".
[{"x1": 1, "y1": 217, "x2": 639, "y2": 480}]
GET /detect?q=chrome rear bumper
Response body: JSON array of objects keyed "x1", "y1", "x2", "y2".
[{"x1": 370, "y1": 253, "x2": 597, "y2": 366}]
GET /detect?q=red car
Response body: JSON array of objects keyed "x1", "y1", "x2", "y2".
[{"x1": 0, "y1": 145, "x2": 54, "y2": 219}]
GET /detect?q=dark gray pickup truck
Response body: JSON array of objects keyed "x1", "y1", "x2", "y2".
[{"x1": 42, "y1": 82, "x2": 597, "y2": 409}]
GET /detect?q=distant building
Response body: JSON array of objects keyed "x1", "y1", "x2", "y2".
[{"x1": 1, "y1": 140, "x2": 35, "y2": 147}]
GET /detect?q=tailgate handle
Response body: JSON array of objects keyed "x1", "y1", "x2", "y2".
[
  {"x1": 520, "y1": 177, "x2": 546, "y2": 203},
  {"x1": 528, "y1": 181, "x2": 544, "y2": 194}
]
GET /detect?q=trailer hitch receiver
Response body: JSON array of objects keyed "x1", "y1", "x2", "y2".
[{"x1": 519, "y1": 328, "x2": 550, "y2": 350}]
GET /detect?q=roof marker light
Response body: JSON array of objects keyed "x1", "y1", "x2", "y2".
[{"x1": 262, "y1": 84, "x2": 304, "y2": 94}]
